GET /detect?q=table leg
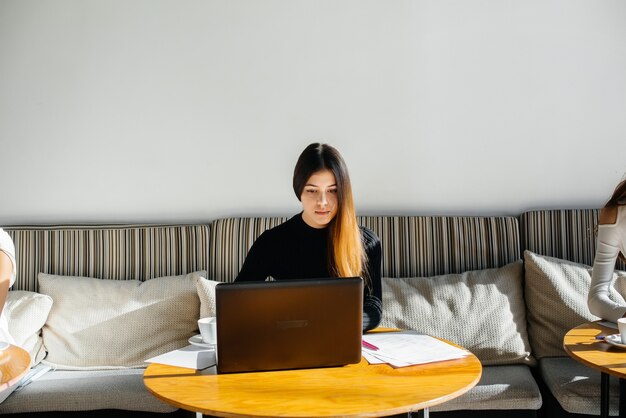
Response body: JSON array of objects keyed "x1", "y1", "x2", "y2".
[
  {"x1": 601, "y1": 372, "x2": 609, "y2": 418},
  {"x1": 410, "y1": 408, "x2": 429, "y2": 418},
  {"x1": 619, "y1": 378, "x2": 626, "y2": 417}
]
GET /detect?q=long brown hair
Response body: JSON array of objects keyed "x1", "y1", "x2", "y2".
[
  {"x1": 604, "y1": 178, "x2": 626, "y2": 263},
  {"x1": 293, "y1": 143, "x2": 367, "y2": 283}
]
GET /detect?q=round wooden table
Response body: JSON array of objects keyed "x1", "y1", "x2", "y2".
[
  {"x1": 0, "y1": 344, "x2": 31, "y2": 403},
  {"x1": 144, "y1": 339, "x2": 482, "y2": 418},
  {"x1": 563, "y1": 322, "x2": 626, "y2": 418}
]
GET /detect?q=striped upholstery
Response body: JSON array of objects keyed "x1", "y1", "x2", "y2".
[
  {"x1": 359, "y1": 216, "x2": 521, "y2": 277},
  {"x1": 5, "y1": 217, "x2": 521, "y2": 290},
  {"x1": 520, "y1": 209, "x2": 626, "y2": 269},
  {"x1": 3, "y1": 225, "x2": 210, "y2": 292},
  {"x1": 208, "y1": 215, "x2": 521, "y2": 282},
  {"x1": 209, "y1": 217, "x2": 288, "y2": 282}
]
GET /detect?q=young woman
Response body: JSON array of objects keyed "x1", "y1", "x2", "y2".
[
  {"x1": 235, "y1": 143, "x2": 382, "y2": 332},
  {"x1": 588, "y1": 178, "x2": 626, "y2": 322},
  {"x1": 0, "y1": 228, "x2": 16, "y2": 344}
]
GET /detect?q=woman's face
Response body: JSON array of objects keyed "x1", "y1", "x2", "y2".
[{"x1": 300, "y1": 169, "x2": 338, "y2": 229}]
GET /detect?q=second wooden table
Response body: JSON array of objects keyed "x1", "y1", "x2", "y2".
[{"x1": 563, "y1": 322, "x2": 626, "y2": 418}]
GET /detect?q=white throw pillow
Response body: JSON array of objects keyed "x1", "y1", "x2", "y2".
[
  {"x1": 381, "y1": 260, "x2": 532, "y2": 366},
  {"x1": 39, "y1": 271, "x2": 204, "y2": 370},
  {"x1": 5, "y1": 290, "x2": 53, "y2": 367},
  {"x1": 524, "y1": 250, "x2": 626, "y2": 358},
  {"x1": 196, "y1": 276, "x2": 220, "y2": 319}
]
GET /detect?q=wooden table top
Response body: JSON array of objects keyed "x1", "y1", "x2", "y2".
[
  {"x1": 0, "y1": 344, "x2": 30, "y2": 393},
  {"x1": 144, "y1": 337, "x2": 482, "y2": 418},
  {"x1": 563, "y1": 322, "x2": 626, "y2": 379}
]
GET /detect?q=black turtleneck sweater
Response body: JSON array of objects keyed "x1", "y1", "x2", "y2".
[{"x1": 235, "y1": 214, "x2": 382, "y2": 332}]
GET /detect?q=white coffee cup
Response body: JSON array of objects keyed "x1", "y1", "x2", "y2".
[
  {"x1": 198, "y1": 317, "x2": 217, "y2": 346},
  {"x1": 618, "y1": 318, "x2": 626, "y2": 344}
]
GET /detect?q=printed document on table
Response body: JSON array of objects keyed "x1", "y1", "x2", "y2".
[
  {"x1": 145, "y1": 345, "x2": 216, "y2": 370},
  {"x1": 362, "y1": 331, "x2": 470, "y2": 368}
]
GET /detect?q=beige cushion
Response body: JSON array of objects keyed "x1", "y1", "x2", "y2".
[
  {"x1": 39, "y1": 271, "x2": 204, "y2": 370},
  {"x1": 5, "y1": 290, "x2": 53, "y2": 367},
  {"x1": 0, "y1": 368, "x2": 177, "y2": 414},
  {"x1": 381, "y1": 260, "x2": 532, "y2": 365},
  {"x1": 524, "y1": 250, "x2": 626, "y2": 358},
  {"x1": 540, "y1": 357, "x2": 620, "y2": 415},
  {"x1": 196, "y1": 276, "x2": 219, "y2": 318},
  {"x1": 431, "y1": 365, "x2": 542, "y2": 411}
]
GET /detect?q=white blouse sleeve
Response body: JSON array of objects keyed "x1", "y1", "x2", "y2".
[
  {"x1": 0, "y1": 229, "x2": 16, "y2": 288},
  {"x1": 588, "y1": 224, "x2": 626, "y2": 322}
]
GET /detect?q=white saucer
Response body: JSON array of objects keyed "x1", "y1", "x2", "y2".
[
  {"x1": 0, "y1": 341, "x2": 8, "y2": 351},
  {"x1": 188, "y1": 334, "x2": 215, "y2": 349},
  {"x1": 604, "y1": 334, "x2": 626, "y2": 350}
]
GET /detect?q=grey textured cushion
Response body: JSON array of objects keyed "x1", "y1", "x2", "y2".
[
  {"x1": 540, "y1": 357, "x2": 619, "y2": 415},
  {"x1": 524, "y1": 251, "x2": 625, "y2": 358},
  {"x1": 381, "y1": 261, "x2": 533, "y2": 365},
  {"x1": 5, "y1": 290, "x2": 53, "y2": 367},
  {"x1": 431, "y1": 365, "x2": 542, "y2": 411},
  {"x1": 40, "y1": 271, "x2": 203, "y2": 370},
  {"x1": 0, "y1": 369, "x2": 176, "y2": 414},
  {"x1": 196, "y1": 276, "x2": 219, "y2": 318}
]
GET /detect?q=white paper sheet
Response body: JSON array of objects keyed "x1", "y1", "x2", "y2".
[
  {"x1": 362, "y1": 331, "x2": 470, "y2": 368},
  {"x1": 145, "y1": 345, "x2": 216, "y2": 370},
  {"x1": 15, "y1": 364, "x2": 52, "y2": 391}
]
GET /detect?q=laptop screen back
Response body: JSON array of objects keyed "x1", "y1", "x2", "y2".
[{"x1": 215, "y1": 277, "x2": 363, "y2": 374}]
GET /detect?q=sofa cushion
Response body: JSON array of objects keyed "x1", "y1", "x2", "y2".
[
  {"x1": 540, "y1": 356, "x2": 619, "y2": 415},
  {"x1": 39, "y1": 271, "x2": 204, "y2": 370},
  {"x1": 381, "y1": 260, "x2": 532, "y2": 365},
  {"x1": 5, "y1": 290, "x2": 53, "y2": 367},
  {"x1": 0, "y1": 368, "x2": 177, "y2": 414},
  {"x1": 431, "y1": 365, "x2": 542, "y2": 411},
  {"x1": 196, "y1": 276, "x2": 219, "y2": 318},
  {"x1": 523, "y1": 250, "x2": 626, "y2": 358}
]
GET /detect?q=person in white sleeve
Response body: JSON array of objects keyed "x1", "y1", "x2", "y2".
[
  {"x1": 0, "y1": 228, "x2": 17, "y2": 344},
  {"x1": 588, "y1": 178, "x2": 626, "y2": 322}
]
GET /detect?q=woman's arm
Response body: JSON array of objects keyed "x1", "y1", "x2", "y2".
[
  {"x1": 588, "y1": 209, "x2": 625, "y2": 321},
  {"x1": 235, "y1": 232, "x2": 272, "y2": 282},
  {"x1": 362, "y1": 229, "x2": 382, "y2": 332},
  {"x1": 0, "y1": 230, "x2": 16, "y2": 313},
  {"x1": 0, "y1": 252, "x2": 12, "y2": 312}
]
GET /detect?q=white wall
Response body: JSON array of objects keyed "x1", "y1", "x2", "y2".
[{"x1": 1, "y1": 0, "x2": 625, "y2": 224}]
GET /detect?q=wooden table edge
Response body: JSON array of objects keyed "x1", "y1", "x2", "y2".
[
  {"x1": 563, "y1": 321, "x2": 626, "y2": 379},
  {"x1": 144, "y1": 333, "x2": 483, "y2": 418},
  {"x1": 0, "y1": 345, "x2": 31, "y2": 392},
  {"x1": 145, "y1": 356, "x2": 482, "y2": 418}
]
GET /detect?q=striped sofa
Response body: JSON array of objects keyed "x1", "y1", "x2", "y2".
[{"x1": 0, "y1": 211, "x2": 622, "y2": 417}]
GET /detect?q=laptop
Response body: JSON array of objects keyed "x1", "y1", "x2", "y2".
[{"x1": 215, "y1": 277, "x2": 363, "y2": 374}]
